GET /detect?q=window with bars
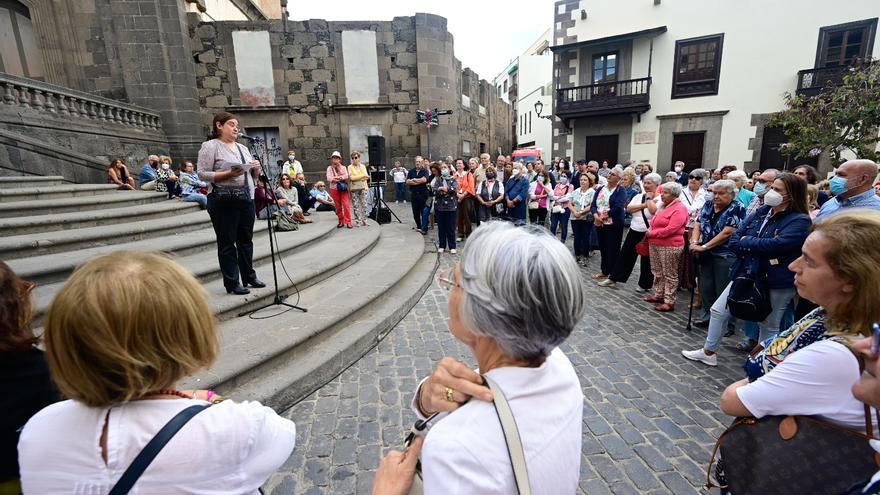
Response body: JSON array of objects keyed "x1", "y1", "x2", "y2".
[
  {"x1": 817, "y1": 18, "x2": 877, "y2": 68},
  {"x1": 672, "y1": 34, "x2": 724, "y2": 98}
]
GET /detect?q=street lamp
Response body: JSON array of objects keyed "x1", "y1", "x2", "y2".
[{"x1": 534, "y1": 100, "x2": 552, "y2": 120}]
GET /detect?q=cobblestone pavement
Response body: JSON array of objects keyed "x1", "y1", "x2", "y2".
[{"x1": 266, "y1": 212, "x2": 744, "y2": 494}]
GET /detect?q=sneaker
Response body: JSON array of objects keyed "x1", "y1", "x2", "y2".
[
  {"x1": 681, "y1": 349, "x2": 717, "y2": 366},
  {"x1": 456, "y1": 237, "x2": 463, "y2": 242},
  {"x1": 634, "y1": 287, "x2": 650, "y2": 293},
  {"x1": 450, "y1": 249, "x2": 457, "y2": 254},
  {"x1": 437, "y1": 248, "x2": 444, "y2": 253},
  {"x1": 597, "y1": 279, "x2": 616, "y2": 287}
]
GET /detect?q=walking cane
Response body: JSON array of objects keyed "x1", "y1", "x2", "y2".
[{"x1": 685, "y1": 251, "x2": 697, "y2": 332}]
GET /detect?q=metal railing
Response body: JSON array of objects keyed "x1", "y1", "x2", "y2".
[
  {"x1": 556, "y1": 77, "x2": 651, "y2": 117},
  {"x1": 0, "y1": 73, "x2": 162, "y2": 130}
]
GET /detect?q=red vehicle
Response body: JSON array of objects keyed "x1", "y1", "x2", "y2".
[{"x1": 511, "y1": 148, "x2": 542, "y2": 163}]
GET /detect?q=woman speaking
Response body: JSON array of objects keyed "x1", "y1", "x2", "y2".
[{"x1": 197, "y1": 112, "x2": 265, "y2": 295}]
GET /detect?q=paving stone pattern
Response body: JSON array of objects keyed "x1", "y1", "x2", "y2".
[{"x1": 266, "y1": 218, "x2": 744, "y2": 494}]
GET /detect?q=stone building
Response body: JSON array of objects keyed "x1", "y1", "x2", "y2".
[
  {"x1": 549, "y1": 0, "x2": 878, "y2": 175},
  {"x1": 0, "y1": 0, "x2": 511, "y2": 182}
]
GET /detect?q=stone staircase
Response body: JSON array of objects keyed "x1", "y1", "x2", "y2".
[{"x1": 2, "y1": 175, "x2": 436, "y2": 411}]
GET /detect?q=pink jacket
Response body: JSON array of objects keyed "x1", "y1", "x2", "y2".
[{"x1": 648, "y1": 200, "x2": 688, "y2": 247}]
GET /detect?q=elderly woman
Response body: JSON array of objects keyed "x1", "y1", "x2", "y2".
[
  {"x1": 275, "y1": 173, "x2": 312, "y2": 224},
  {"x1": 431, "y1": 163, "x2": 458, "y2": 253},
  {"x1": 310, "y1": 181, "x2": 336, "y2": 211},
  {"x1": 475, "y1": 166, "x2": 505, "y2": 222},
  {"x1": 728, "y1": 170, "x2": 756, "y2": 207},
  {"x1": 644, "y1": 182, "x2": 689, "y2": 311},
  {"x1": 718, "y1": 210, "x2": 880, "y2": 429},
  {"x1": 599, "y1": 172, "x2": 661, "y2": 290},
  {"x1": 683, "y1": 173, "x2": 811, "y2": 365},
  {"x1": 18, "y1": 253, "x2": 296, "y2": 493},
  {"x1": 688, "y1": 179, "x2": 745, "y2": 326},
  {"x1": 373, "y1": 222, "x2": 585, "y2": 494},
  {"x1": 569, "y1": 172, "x2": 596, "y2": 265},
  {"x1": 591, "y1": 167, "x2": 627, "y2": 280},
  {"x1": 0, "y1": 262, "x2": 59, "y2": 493}
]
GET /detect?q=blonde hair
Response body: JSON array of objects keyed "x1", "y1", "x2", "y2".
[
  {"x1": 159, "y1": 155, "x2": 172, "y2": 164},
  {"x1": 812, "y1": 210, "x2": 880, "y2": 338},
  {"x1": 806, "y1": 184, "x2": 819, "y2": 209},
  {"x1": 44, "y1": 252, "x2": 218, "y2": 407},
  {"x1": 314, "y1": 181, "x2": 326, "y2": 188}
]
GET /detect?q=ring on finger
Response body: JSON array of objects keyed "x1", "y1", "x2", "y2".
[{"x1": 444, "y1": 386, "x2": 455, "y2": 402}]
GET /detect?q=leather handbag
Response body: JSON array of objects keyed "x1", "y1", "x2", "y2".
[
  {"x1": 634, "y1": 195, "x2": 651, "y2": 257},
  {"x1": 406, "y1": 375, "x2": 532, "y2": 495},
  {"x1": 726, "y1": 257, "x2": 772, "y2": 322},
  {"x1": 706, "y1": 353, "x2": 880, "y2": 495},
  {"x1": 213, "y1": 185, "x2": 249, "y2": 202}
]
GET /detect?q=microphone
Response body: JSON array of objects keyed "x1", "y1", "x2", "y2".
[{"x1": 237, "y1": 132, "x2": 256, "y2": 141}]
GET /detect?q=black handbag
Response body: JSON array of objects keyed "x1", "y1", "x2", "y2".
[
  {"x1": 212, "y1": 144, "x2": 250, "y2": 203},
  {"x1": 706, "y1": 354, "x2": 880, "y2": 495},
  {"x1": 726, "y1": 257, "x2": 772, "y2": 322}
]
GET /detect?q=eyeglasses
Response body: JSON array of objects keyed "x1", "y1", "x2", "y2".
[{"x1": 437, "y1": 267, "x2": 462, "y2": 292}]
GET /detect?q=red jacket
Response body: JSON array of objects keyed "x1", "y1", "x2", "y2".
[{"x1": 648, "y1": 200, "x2": 688, "y2": 247}]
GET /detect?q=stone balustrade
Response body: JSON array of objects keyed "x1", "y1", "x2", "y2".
[{"x1": 0, "y1": 73, "x2": 162, "y2": 131}]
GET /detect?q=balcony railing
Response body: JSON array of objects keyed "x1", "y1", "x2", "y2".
[
  {"x1": 555, "y1": 77, "x2": 651, "y2": 120},
  {"x1": 795, "y1": 66, "x2": 854, "y2": 97},
  {"x1": 0, "y1": 72, "x2": 162, "y2": 130}
]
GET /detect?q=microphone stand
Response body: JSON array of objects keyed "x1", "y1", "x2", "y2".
[{"x1": 237, "y1": 135, "x2": 306, "y2": 317}]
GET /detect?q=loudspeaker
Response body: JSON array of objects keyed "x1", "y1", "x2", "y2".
[
  {"x1": 371, "y1": 207, "x2": 392, "y2": 224},
  {"x1": 367, "y1": 135, "x2": 386, "y2": 166}
]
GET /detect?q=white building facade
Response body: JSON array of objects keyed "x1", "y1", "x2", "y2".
[{"x1": 550, "y1": 0, "x2": 879, "y2": 174}]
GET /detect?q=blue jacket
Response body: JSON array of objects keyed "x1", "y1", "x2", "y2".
[
  {"x1": 729, "y1": 205, "x2": 811, "y2": 289},
  {"x1": 590, "y1": 184, "x2": 627, "y2": 227},
  {"x1": 505, "y1": 176, "x2": 529, "y2": 220},
  {"x1": 139, "y1": 163, "x2": 157, "y2": 186}
]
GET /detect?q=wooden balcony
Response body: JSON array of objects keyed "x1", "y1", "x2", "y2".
[
  {"x1": 796, "y1": 65, "x2": 854, "y2": 98},
  {"x1": 555, "y1": 77, "x2": 651, "y2": 121}
]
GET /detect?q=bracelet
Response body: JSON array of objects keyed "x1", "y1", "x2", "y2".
[
  {"x1": 417, "y1": 383, "x2": 435, "y2": 416},
  {"x1": 205, "y1": 390, "x2": 215, "y2": 402}
]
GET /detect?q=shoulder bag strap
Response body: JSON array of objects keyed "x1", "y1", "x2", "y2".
[
  {"x1": 482, "y1": 375, "x2": 531, "y2": 495},
  {"x1": 108, "y1": 404, "x2": 211, "y2": 495},
  {"x1": 640, "y1": 194, "x2": 650, "y2": 225}
]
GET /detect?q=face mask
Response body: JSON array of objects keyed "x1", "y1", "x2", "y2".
[
  {"x1": 538, "y1": 175, "x2": 545, "y2": 182},
  {"x1": 486, "y1": 173, "x2": 495, "y2": 180},
  {"x1": 763, "y1": 189, "x2": 785, "y2": 207},
  {"x1": 288, "y1": 155, "x2": 295, "y2": 161},
  {"x1": 441, "y1": 169, "x2": 450, "y2": 177},
  {"x1": 829, "y1": 176, "x2": 850, "y2": 196},
  {"x1": 559, "y1": 177, "x2": 568, "y2": 185},
  {"x1": 160, "y1": 163, "x2": 169, "y2": 170},
  {"x1": 753, "y1": 182, "x2": 767, "y2": 196},
  {"x1": 512, "y1": 168, "x2": 521, "y2": 176},
  {"x1": 675, "y1": 166, "x2": 683, "y2": 173}
]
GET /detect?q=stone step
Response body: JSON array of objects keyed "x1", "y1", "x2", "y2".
[
  {"x1": 0, "y1": 176, "x2": 67, "y2": 189},
  {"x1": 180, "y1": 222, "x2": 435, "y2": 411},
  {"x1": 0, "y1": 183, "x2": 120, "y2": 203},
  {"x1": 0, "y1": 199, "x2": 202, "y2": 236},
  {"x1": 22, "y1": 212, "x2": 344, "y2": 322},
  {"x1": 0, "y1": 210, "x2": 213, "y2": 259},
  {"x1": 0, "y1": 191, "x2": 167, "y2": 218}
]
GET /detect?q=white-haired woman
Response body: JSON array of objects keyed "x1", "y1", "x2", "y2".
[
  {"x1": 373, "y1": 222, "x2": 585, "y2": 494},
  {"x1": 727, "y1": 170, "x2": 756, "y2": 208},
  {"x1": 645, "y1": 182, "x2": 689, "y2": 311}
]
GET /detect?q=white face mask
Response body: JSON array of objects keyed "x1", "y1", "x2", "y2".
[
  {"x1": 288, "y1": 155, "x2": 295, "y2": 161},
  {"x1": 675, "y1": 166, "x2": 683, "y2": 173},
  {"x1": 512, "y1": 168, "x2": 521, "y2": 176},
  {"x1": 160, "y1": 163, "x2": 170, "y2": 171},
  {"x1": 763, "y1": 189, "x2": 786, "y2": 207}
]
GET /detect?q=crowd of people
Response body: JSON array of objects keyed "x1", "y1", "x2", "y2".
[{"x1": 12, "y1": 108, "x2": 877, "y2": 492}]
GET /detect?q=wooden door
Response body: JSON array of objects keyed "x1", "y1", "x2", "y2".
[
  {"x1": 760, "y1": 125, "x2": 818, "y2": 171},
  {"x1": 585, "y1": 135, "x2": 619, "y2": 165},
  {"x1": 671, "y1": 132, "x2": 704, "y2": 172}
]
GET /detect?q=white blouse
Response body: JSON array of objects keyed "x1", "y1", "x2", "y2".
[
  {"x1": 412, "y1": 348, "x2": 583, "y2": 494},
  {"x1": 18, "y1": 398, "x2": 296, "y2": 494}
]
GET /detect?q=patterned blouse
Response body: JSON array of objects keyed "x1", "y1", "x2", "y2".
[
  {"x1": 744, "y1": 308, "x2": 831, "y2": 382},
  {"x1": 697, "y1": 199, "x2": 745, "y2": 257}
]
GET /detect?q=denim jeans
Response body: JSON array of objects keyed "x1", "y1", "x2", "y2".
[
  {"x1": 698, "y1": 253, "x2": 735, "y2": 321},
  {"x1": 183, "y1": 192, "x2": 207, "y2": 208},
  {"x1": 436, "y1": 210, "x2": 456, "y2": 249},
  {"x1": 704, "y1": 282, "x2": 797, "y2": 352},
  {"x1": 570, "y1": 220, "x2": 591, "y2": 257},
  {"x1": 395, "y1": 182, "x2": 406, "y2": 201},
  {"x1": 550, "y1": 209, "x2": 571, "y2": 242}
]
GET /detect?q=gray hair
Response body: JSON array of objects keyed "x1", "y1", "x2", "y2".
[
  {"x1": 642, "y1": 172, "x2": 662, "y2": 185},
  {"x1": 690, "y1": 168, "x2": 708, "y2": 180},
  {"x1": 665, "y1": 171, "x2": 678, "y2": 180},
  {"x1": 712, "y1": 179, "x2": 736, "y2": 194},
  {"x1": 458, "y1": 222, "x2": 584, "y2": 360},
  {"x1": 469, "y1": 157, "x2": 478, "y2": 165},
  {"x1": 727, "y1": 170, "x2": 748, "y2": 182},
  {"x1": 662, "y1": 181, "x2": 683, "y2": 197}
]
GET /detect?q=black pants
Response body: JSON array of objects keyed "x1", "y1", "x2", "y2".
[
  {"x1": 597, "y1": 224, "x2": 624, "y2": 276},
  {"x1": 610, "y1": 229, "x2": 653, "y2": 289},
  {"x1": 411, "y1": 193, "x2": 427, "y2": 229},
  {"x1": 207, "y1": 194, "x2": 257, "y2": 289},
  {"x1": 570, "y1": 220, "x2": 592, "y2": 257},
  {"x1": 529, "y1": 207, "x2": 548, "y2": 227},
  {"x1": 298, "y1": 195, "x2": 317, "y2": 213}
]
